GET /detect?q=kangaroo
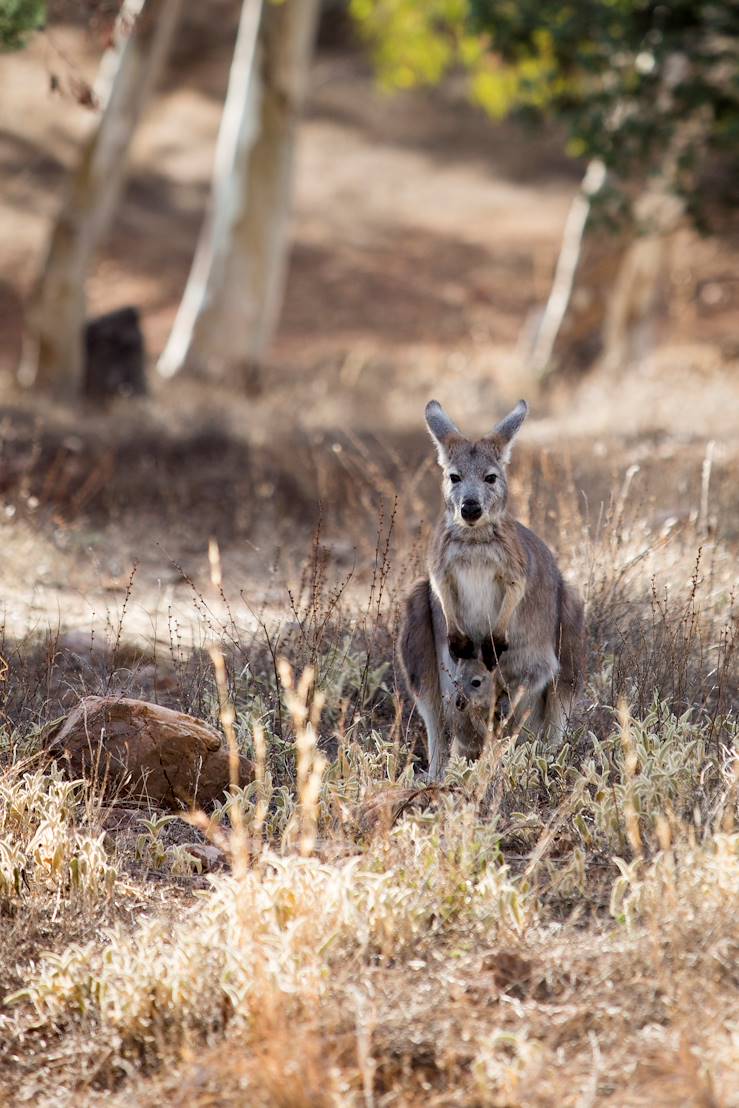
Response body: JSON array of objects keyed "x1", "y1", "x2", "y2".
[
  {"x1": 448, "y1": 653, "x2": 509, "y2": 762},
  {"x1": 400, "y1": 399, "x2": 584, "y2": 778}
]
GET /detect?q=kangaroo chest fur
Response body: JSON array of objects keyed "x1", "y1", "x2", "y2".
[
  {"x1": 433, "y1": 540, "x2": 510, "y2": 642},
  {"x1": 450, "y1": 559, "x2": 504, "y2": 640}
]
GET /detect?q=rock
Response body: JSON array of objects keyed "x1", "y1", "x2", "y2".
[
  {"x1": 46, "y1": 696, "x2": 253, "y2": 810},
  {"x1": 182, "y1": 843, "x2": 226, "y2": 871}
]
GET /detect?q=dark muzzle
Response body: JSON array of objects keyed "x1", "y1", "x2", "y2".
[{"x1": 461, "y1": 499, "x2": 482, "y2": 523}]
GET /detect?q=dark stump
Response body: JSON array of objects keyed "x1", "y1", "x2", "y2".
[{"x1": 84, "y1": 306, "x2": 146, "y2": 400}]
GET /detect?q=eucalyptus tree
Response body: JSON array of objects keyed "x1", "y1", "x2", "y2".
[
  {"x1": 352, "y1": 0, "x2": 739, "y2": 374},
  {"x1": 158, "y1": 0, "x2": 321, "y2": 385},
  {"x1": 19, "y1": 0, "x2": 183, "y2": 396}
]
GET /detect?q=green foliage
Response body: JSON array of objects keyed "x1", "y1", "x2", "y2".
[
  {"x1": 351, "y1": 0, "x2": 739, "y2": 217},
  {"x1": 0, "y1": 0, "x2": 45, "y2": 51}
]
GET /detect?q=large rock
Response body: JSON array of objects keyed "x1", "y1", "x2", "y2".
[{"x1": 46, "y1": 696, "x2": 253, "y2": 809}]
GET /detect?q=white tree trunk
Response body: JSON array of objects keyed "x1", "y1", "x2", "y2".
[
  {"x1": 19, "y1": 0, "x2": 183, "y2": 396},
  {"x1": 528, "y1": 159, "x2": 612, "y2": 377},
  {"x1": 529, "y1": 162, "x2": 687, "y2": 379},
  {"x1": 158, "y1": 0, "x2": 320, "y2": 383}
]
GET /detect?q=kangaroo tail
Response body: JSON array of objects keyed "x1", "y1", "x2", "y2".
[
  {"x1": 557, "y1": 579, "x2": 586, "y2": 693},
  {"x1": 399, "y1": 577, "x2": 440, "y2": 701},
  {"x1": 399, "y1": 577, "x2": 447, "y2": 775}
]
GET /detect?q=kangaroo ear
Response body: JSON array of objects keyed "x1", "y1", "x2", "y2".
[
  {"x1": 488, "y1": 399, "x2": 528, "y2": 463},
  {"x1": 425, "y1": 400, "x2": 464, "y2": 464}
]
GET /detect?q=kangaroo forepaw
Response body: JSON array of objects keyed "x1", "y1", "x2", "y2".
[
  {"x1": 448, "y1": 632, "x2": 476, "y2": 661},
  {"x1": 481, "y1": 634, "x2": 509, "y2": 671},
  {"x1": 493, "y1": 694, "x2": 511, "y2": 723}
]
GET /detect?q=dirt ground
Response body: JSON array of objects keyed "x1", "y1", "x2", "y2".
[{"x1": 1, "y1": 16, "x2": 738, "y2": 645}]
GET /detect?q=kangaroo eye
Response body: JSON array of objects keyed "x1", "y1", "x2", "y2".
[
  {"x1": 484, "y1": 474, "x2": 497, "y2": 484},
  {"x1": 449, "y1": 474, "x2": 461, "y2": 484}
]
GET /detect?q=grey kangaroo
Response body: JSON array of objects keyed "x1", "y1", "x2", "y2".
[
  {"x1": 400, "y1": 399, "x2": 584, "y2": 777},
  {"x1": 448, "y1": 653, "x2": 508, "y2": 763}
]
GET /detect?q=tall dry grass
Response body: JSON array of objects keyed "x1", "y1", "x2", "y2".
[{"x1": 0, "y1": 443, "x2": 736, "y2": 1106}]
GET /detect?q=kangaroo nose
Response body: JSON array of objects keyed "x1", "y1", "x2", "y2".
[
  {"x1": 470, "y1": 676, "x2": 482, "y2": 688},
  {"x1": 461, "y1": 499, "x2": 482, "y2": 522}
]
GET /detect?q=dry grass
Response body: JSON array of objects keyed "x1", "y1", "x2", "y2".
[{"x1": 0, "y1": 433, "x2": 737, "y2": 1107}]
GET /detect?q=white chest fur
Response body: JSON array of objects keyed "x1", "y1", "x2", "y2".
[{"x1": 450, "y1": 561, "x2": 503, "y2": 640}]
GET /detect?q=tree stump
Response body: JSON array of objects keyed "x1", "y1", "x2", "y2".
[{"x1": 83, "y1": 306, "x2": 147, "y2": 400}]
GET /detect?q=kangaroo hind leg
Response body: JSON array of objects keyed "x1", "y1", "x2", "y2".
[{"x1": 542, "y1": 682, "x2": 566, "y2": 749}]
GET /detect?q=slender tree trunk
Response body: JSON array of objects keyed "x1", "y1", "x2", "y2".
[
  {"x1": 599, "y1": 113, "x2": 708, "y2": 372},
  {"x1": 598, "y1": 191, "x2": 683, "y2": 373},
  {"x1": 158, "y1": 0, "x2": 320, "y2": 384},
  {"x1": 530, "y1": 71, "x2": 708, "y2": 380},
  {"x1": 528, "y1": 159, "x2": 630, "y2": 377},
  {"x1": 529, "y1": 163, "x2": 689, "y2": 379},
  {"x1": 19, "y1": 0, "x2": 183, "y2": 397}
]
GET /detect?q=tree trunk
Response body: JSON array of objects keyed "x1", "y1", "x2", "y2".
[
  {"x1": 19, "y1": 0, "x2": 183, "y2": 397},
  {"x1": 157, "y1": 0, "x2": 320, "y2": 384},
  {"x1": 528, "y1": 160, "x2": 636, "y2": 378},
  {"x1": 598, "y1": 191, "x2": 683, "y2": 373},
  {"x1": 530, "y1": 99, "x2": 708, "y2": 380},
  {"x1": 598, "y1": 112, "x2": 709, "y2": 372}
]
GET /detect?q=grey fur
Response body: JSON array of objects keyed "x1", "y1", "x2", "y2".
[
  {"x1": 425, "y1": 399, "x2": 462, "y2": 447},
  {"x1": 491, "y1": 398, "x2": 528, "y2": 443},
  {"x1": 448, "y1": 654, "x2": 508, "y2": 762}
]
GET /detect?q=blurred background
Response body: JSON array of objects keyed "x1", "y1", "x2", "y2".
[{"x1": 1, "y1": 0, "x2": 737, "y2": 641}]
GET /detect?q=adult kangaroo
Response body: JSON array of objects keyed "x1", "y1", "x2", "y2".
[{"x1": 400, "y1": 399, "x2": 584, "y2": 778}]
